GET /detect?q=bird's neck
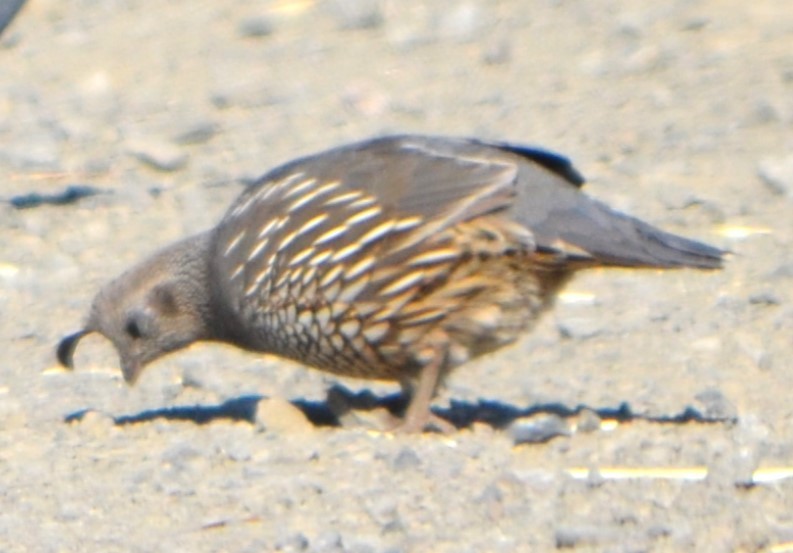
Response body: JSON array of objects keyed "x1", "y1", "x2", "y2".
[{"x1": 158, "y1": 231, "x2": 218, "y2": 342}]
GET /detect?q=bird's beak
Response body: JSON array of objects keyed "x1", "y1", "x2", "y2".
[
  {"x1": 120, "y1": 357, "x2": 143, "y2": 385},
  {"x1": 56, "y1": 329, "x2": 91, "y2": 369}
]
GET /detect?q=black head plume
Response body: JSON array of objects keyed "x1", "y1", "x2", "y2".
[{"x1": 56, "y1": 329, "x2": 92, "y2": 369}]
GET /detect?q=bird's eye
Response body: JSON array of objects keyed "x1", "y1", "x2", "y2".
[{"x1": 125, "y1": 319, "x2": 142, "y2": 339}]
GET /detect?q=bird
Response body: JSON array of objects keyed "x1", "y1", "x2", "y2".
[{"x1": 57, "y1": 135, "x2": 724, "y2": 432}]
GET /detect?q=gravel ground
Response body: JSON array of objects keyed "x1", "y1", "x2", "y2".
[{"x1": 2, "y1": 1, "x2": 792, "y2": 551}]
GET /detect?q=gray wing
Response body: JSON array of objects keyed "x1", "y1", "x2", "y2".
[
  {"x1": 474, "y1": 139, "x2": 725, "y2": 269},
  {"x1": 361, "y1": 135, "x2": 724, "y2": 269},
  {"x1": 235, "y1": 134, "x2": 723, "y2": 269},
  {"x1": 261, "y1": 135, "x2": 521, "y2": 227}
]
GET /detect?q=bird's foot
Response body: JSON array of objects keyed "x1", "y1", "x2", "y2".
[{"x1": 390, "y1": 411, "x2": 456, "y2": 434}]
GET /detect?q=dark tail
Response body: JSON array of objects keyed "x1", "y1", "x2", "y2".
[
  {"x1": 505, "y1": 143, "x2": 726, "y2": 270},
  {"x1": 557, "y1": 200, "x2": 725, "y2": 269}
]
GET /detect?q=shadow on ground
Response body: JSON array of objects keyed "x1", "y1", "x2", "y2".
[{"x1": 63, "y1": 384, "x2": 736, "y2": 430}]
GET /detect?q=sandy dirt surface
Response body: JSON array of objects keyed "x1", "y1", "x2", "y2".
[{"x1": 1, "y1": 1, "x2": 792, "y2": 551}]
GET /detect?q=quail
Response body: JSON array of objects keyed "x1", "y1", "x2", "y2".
[{"x1": 57, "y1": 135, "x2": 724, "y2": 432}]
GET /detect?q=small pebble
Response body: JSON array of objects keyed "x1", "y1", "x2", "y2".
[
  {"x1": 694, "y1": 388, "x2": 738, "y2": 420},
  {"x1": 173, "y1": 120, "x2": 218, "y2": 145},
  {"x1": 341, "y1": 83, "x2": 390, "y2": 116},
  {"x1": 647, "y1": 524, "x2": 673, "y2": 539},
  {"x1": 4, "y1": 130, "x2": 61, "y2": 170},
  {"x1": 748, "y1": 99, "x2": 780, "y2": 125},
  {"x1": 341, "y1": 540, "x2": 377, "y2": 553},
  {"x1": 338, "y1": 407, "x2": 394, "y2": 430},
  {"x1": 127, "y1": 138, "x2": 188, "y2": 172},
  {"x1": 273, "y1": 531, "x2": 309, "y2": 552},
  {"x1": 477, "y1": 482, "x2": 503, "y2": 505},
  {"x1": 238, "y1": 16, "x2": 274, "y2": 38},
  {"x1": 748, "y1": 291, "x2": 781, "y2": 305},
  {"x1": 757, "y1": 155, "x2": 793, "y2": 198},
  {"x1": 325, "y1": 385, "x2": 355, "y2": 419},
  {"x1": 391, "y1": 447, "x2": 421, "y2": 470},
  {"x1": 735, "y1": 332, "x2": 773, "y2": 371},
  {"x1": 682, "y1": 17, "x2": 710, "y2": 31},
  {"x1": 255, "y1": 397, "x2": 314, "y2": 433},
  {"x1": 510, "y1": 413, "x2": 570, "y2": 445},
  {"x1": 327, "y1": 0, "x2": 384, "y2": 30},
  {"x1": 313, "y1": 531, "x2": 343, "y2": 553},
  {"x1": 73, "y1": 409, "x2": 116, "y2": 436},
  {"x1": 161, "y1": 442, "x2": 202, "y2": 470},
  {"x1": 482, "y1": 39, "x2": 511, "y2": 65},
  {"x1": 708, "y1": 417, "x2": 767, "y2": 487},
  {"x1": 555, "y1": 525, "x2": 617, "y2": 548},
  {"x1": 210, "y1": 82, "x2": 280, "y2": 109},
  {"x1": 575, "y1": 408, "x2": 601, "y2": 433},
  {"x1": 214, "y1": 430, "x2": 253, "y2": 462},
  {"x1": 769, "y1": 262, "x2": 793, "y2": 279},
  {"x1": 557, "y1": 317, "x2": 604, "y2": 340},
  {"x1": 655, "y1": 186, "x2": 704, "y2": 210},
  {"x1": 364, "y1": 496, "x2": 402, "y2": 531},
  {"x1": 622, "y1": 44, "x2": 666, "y2": 73}
]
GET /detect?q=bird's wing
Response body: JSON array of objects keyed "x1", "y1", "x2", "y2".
[
  {"x1": 489, "y1": 141, "x2": 725, "y2": 269},
  {"x1": 269, "y1": 135, "x2": 521, "y2": 227}
]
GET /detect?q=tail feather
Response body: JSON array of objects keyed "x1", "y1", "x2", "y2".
[
  {"x1": 555, "y1": 202, "x2": 725, "y2": 269},
  {"x1": 488, "y1": 141, "x2": 725, "y2": 271}
]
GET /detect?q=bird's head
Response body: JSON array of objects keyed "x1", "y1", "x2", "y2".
[{"x1": 57, "y1": 233, "x2": 215, "y2": 383}]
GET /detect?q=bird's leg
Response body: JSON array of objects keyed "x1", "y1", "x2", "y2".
[{"x1": 395, "y1": 351, "x2": 455, "y2": 434}]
